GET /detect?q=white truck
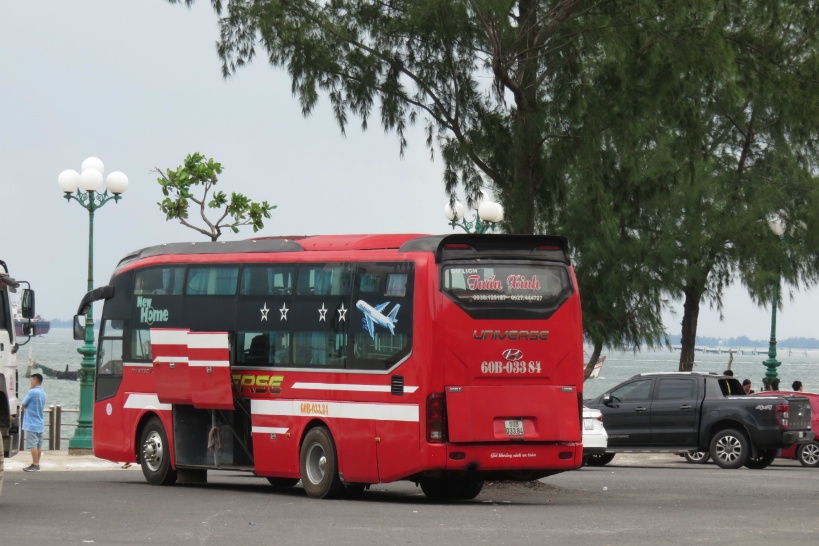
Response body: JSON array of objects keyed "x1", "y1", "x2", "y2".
[{"x1": 1, "y1": 259, "x2": 36, "y2": 497}]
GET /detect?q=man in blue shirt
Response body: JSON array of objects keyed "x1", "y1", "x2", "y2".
[{"x1": 21, "y1": 373, "x2": 46, "y2": 472}]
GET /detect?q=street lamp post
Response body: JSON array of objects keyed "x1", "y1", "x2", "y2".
[
  {"x1": 762, "y1": 216, "x2": 786, "y2": 391},
  {"x1": 444, "y1": 194, "x2": 504, "y2": 234},
  {"x1": 58, "y1": 157, "x2": 128, "y2": 453}
]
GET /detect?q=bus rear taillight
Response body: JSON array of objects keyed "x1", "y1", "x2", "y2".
[
  {"x1": 775, "y1": 404, "x2": 789, "y2": 428},
  {"x1": 426, "y1": 393, "x2": 447, "y2": 443}
]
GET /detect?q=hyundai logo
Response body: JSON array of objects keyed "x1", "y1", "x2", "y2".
[{"x1": 502, "y1": 349, "x2": 524, "y2": 361}]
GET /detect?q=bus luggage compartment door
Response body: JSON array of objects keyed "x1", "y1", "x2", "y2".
[
  {"x1": 187, "y1": 332, "x2": 234, "y2": 410},
  {"x1": 150, "y1": 328, "x2": 193, "y2": 405},
  {"x1": 445, "y1": 385, "x2": 580, "y2": 443}
]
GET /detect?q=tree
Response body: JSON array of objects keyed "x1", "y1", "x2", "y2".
[
  {"x1": 168, "y1": 0, "x2": 616, "y2": 234},
  {"x1": 654, "y1": 2, "x2": 819, "y2": 370},
  {"x1": 557, "y1": 1, "x2": 819, "y2": 371},
  {"x1": 155, "y1": 152, "x2": 276, "y2": 241}
]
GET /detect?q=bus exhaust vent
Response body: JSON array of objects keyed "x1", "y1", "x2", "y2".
[{"x1": 391, "y1": 376, "x2": 404, "y2": 396}]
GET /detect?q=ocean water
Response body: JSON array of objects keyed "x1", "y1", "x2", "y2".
[
  {"x1": 582, "y1": 347, "x2": 819, "y2": 399},
  {"x1": 18, "y1": 329, "x2": 819, "y2": 424}
]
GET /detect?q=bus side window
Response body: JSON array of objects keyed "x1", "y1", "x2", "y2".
[
  {"x1": 246, "y1": 334, "x2": 269, "y2": 365},
  {"x1": 132, "y1": 328, "x2": 152, "y2": 361},
  {"x1": 99, "y1": 337, "x2": 124, "y2": 375}
]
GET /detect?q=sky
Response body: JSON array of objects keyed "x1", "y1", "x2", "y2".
[{"x1": 2, "y1": 1, "x2": 817, "y2": 342}]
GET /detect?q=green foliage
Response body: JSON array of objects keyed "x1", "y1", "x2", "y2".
[
  {"x1": 156, "y1": 152, "x2": 276, "y2": 241},
  {"x1": 169, "y1": 0, "x2": 609, "y2": 233}
]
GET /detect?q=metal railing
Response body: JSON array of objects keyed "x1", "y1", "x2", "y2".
[{"x1": 19, "y1": 405, "x2": 78, "y2": 451}]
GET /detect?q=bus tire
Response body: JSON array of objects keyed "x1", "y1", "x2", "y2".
[
  {"x1": 140, "y1": 417, "x2": 177, "y2": 486},
  {"x1": 299, "y1": 427, "x2": 344, "y2": 499},
  {"x1": 709, "y1": 429, "x2": 749, "y2": 469},
  {"x1": 744, "y1": 449, "x2": 777, "y2": 469},
  {"x1": 266, "y1": 477, "x2": 300, "y2": 488},
  {"x1": 1, "y1": 441, "x2": 5, "y2": 499}
]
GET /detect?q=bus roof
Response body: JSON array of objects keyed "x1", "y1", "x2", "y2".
[{"x1": 114, "y1": 234, "x2": 571, "y2": 272}]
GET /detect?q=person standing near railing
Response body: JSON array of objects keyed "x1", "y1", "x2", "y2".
[{"x1": 21, "y1": 373, "x2": 46, "y2": 472}]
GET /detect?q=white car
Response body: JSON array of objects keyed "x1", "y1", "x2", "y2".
[{"x1": 582, "y1": 407, "x2": 608, "y2": 465}]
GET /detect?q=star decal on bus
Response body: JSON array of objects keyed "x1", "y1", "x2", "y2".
[
  {"x1": 318, "y1": 303, "x2": 328, "y2": 322},
  {"x1": 279, "y1": 302, "x2": 289, "y2": 321},
  {"x1": 337, "y1": 303, "x2": 347, "y2": 322},
  {"x1": 260, "y1": 303, "x2": 270, "y2": 321}
]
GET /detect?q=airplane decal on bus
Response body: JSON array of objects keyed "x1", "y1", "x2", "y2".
[{"x1": 356, "y1": 299, "x2": 400, "y2": 339}]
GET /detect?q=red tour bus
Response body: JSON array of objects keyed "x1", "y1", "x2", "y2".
[{"x1": 76, "y1": 234, "x2": 584, "y2": 499}]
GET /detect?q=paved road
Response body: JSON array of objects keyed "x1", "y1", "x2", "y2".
[{"x1": 1, "y1": 453, "x2": 816, "y2": 545}]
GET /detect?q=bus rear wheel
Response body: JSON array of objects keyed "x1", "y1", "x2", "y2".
[
  {"x1": 300, "y1": 427, "x2": 344, "y2": 499},
  {"x1": 140, "y1": 417, "x2": 177, "y2": 486}
]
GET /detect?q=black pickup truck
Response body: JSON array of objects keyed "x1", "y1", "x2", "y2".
[{"x1": 584, "y1": 372, "x2": 814, "y2": 469}]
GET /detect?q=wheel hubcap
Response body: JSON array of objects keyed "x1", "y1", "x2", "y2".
[
  {"x1": 143, "y1": 431, "x2": 163, "y2": 472},
  {"x1": 715, "y1": 435, "x2": 741, "y2": 463},
  {"x1": 305, "y1": 443, "x2": 326, "y2": 485},
  {"x1": 801, "y1": 443, "x2": 819, "y2": 465}
]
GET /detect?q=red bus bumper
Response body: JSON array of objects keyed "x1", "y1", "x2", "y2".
[{"x1": 441, "y1": 442, "x2": 582, "y2": 473}]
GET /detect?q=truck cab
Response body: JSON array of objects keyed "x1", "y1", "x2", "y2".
[{"x1": 1, "y1": 260, "x2": 36, "y2": 462}]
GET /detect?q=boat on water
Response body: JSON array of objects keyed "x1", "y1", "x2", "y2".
[
  {"x1": 24, "y1": 346, "x2": 77, "y2": 381},
  {"x1": 13, "y1": 303, "x2": 49, "y2": 337}
]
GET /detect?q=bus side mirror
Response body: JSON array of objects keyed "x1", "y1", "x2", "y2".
[
  {"x1": 20, "y1": 288, "x2": 35, "y2": 319},
  {"x1": 73, "y1": 315, "x2": 86, "y2": 341}
]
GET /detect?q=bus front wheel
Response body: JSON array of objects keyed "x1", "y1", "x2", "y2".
[
  {"x1": 299, "y1": 427, "x2": 344, "y2": 499},
  {"x1": 140, "y1": 417, "x2": 177, "y2": 486}
]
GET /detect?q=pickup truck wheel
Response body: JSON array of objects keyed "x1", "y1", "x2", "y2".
[
  {"x1": 709, "y1": 429, "x2": 749, "y2": 469},
  {"x1": 585, "y1": 453, "x2": 615, "y2": 467},
  {"x1": 797, "y1": 441, "x2": 819, "y2": 467},
  {"x1": 744, "y1": 449, "x2": 777, "y2": 469},
  {"x1": 683, "y1": 451, "x2": 710, "y2": 464}
]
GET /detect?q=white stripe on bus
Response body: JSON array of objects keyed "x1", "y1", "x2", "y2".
[
  {"x1": 252, "y1": 426, "x2": 290, "y2": 435},
  {"x1": 251, "y1": 399, "x2": 419, "y2": 422},
  {"x1": 291, "y1": 382, "x2": 418, "y2": 394},
  {"x1": 153, "y1": 356, "x2": 189, "y2": 364},
  {"x1": 187, "y1": 332, "x2": 229, "y2": 349},
  {"x1": 149, "y1": 329, "x2": 189, "y2": 344},
  {"x1": 188, "y1": 360, "x2": 230, "y2": 367},
  {"x1": 123, "y1": 393, "x2": 172, "y2": 411}
]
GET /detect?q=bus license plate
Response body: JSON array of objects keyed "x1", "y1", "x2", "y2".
[{"x1": 505, "y1": 419, "x2": 524, "y2": 436}]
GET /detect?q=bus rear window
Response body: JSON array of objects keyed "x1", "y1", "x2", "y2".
[{"x1": 442, "y1": 264, "x2": 570, "y2": 308}]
